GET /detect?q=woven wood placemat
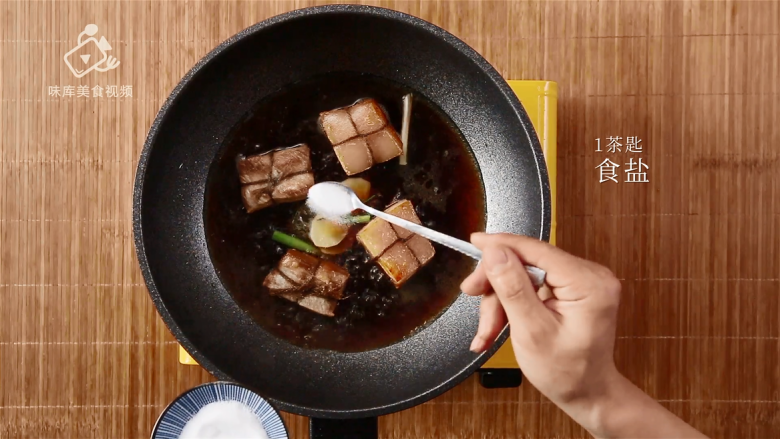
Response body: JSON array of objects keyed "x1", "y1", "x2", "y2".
[{"x1": 1, "y1": 1, "x2": 778, "y2": 438}]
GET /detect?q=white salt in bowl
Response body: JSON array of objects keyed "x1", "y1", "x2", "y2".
[{"x1": 151, "y1": 381, "x2": 288, "y2": 439}]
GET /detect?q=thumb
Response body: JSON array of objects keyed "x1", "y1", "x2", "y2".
[{"x1": 481, "y1": 245, "x2": 547, "y2": 326}]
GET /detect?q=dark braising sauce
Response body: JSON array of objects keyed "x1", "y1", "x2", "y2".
[{"x1": 204, "y1": 73, "x2": 485, "y2": 352}]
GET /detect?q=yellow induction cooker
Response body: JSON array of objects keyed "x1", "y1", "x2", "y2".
[{"x1": 479, "y1": 80, "x2": 557, "y2": 385}]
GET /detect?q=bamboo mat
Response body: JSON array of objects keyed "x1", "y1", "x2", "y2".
[{"x1": 1, "y1": 1, "x2": 778, "y2": 438}]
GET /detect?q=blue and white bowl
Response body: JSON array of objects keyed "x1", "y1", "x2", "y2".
[{"x1": 152, "y1": 381, "x2": 288, "y2": 439}]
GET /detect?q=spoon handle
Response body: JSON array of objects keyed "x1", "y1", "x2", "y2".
[{"x1": 359, "y1": 204, "x2": 547, "y2": 288}]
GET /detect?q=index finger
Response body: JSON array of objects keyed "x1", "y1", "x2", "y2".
[{"x1": 471, "y1": 233, "x2": 585, "y2": 287}]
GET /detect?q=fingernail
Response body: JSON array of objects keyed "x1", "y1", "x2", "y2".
[
  {"x1": 483, "y1": 247, "x2": 509, "y2": 274},
  {"x1": 469, "y1": 337, "x2": 485, "y2": 353}
]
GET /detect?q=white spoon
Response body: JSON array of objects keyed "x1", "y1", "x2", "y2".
[{"x1": 306, "y1": 182, "x2": 547, "y2": 288}]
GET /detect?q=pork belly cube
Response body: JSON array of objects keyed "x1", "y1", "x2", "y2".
[
  {"x1": 241, "y1": 181, "x2": 273, "y2": 213},
  {"x1": 272, "y1": 145, "x2": 311, "y2": 181},
  {"x1": 238, "y1": 145, "x2": 313, "y2": 213},
  {"x1": 366, "y1": 127, "x2": 403, "y2": 164},
  {"x1": 320, "y1": 109, "x2": 358, "y2": 145},
  {"x1": 263, "y1": 269, "x2": 300, "y2": 297},
  {"x1": 264, "y1": 250, "x2": 352, "y2": 317},
  {"x1": 385, "y1": 200, "x2": 422, "y2": 240},
  {"x1": 348, "y1": 99, "x2": 388, "y2": 135},
  {"x1": 333, "y1": 138, "x2": 373, "y2": 176},
  {"x1": 298, "y1": 295, "x2": 338, "y2": 317},
  {"x1": 271, "y1": 172, "x2": 314, "y2": 203},
  {"x1": 377, "y1": 242, "x2": 420, "y2": 288},
  {"x1": 279, "y1": 292, "x2": 304, "y2": 303},
  {"x1": 277, "y1": 249, "x2": 319, "y2": 287},
  {"x1": 406, "y1": 234, "x2": 435, "y2": 266},
  {"x1": 356, "y1": 218, "x2": 398, "y2": 259},
  {"x1": 263, "y1": 270, "x2": 306, "y2": 304},
  {"x1": 310, "y1": 261, "x2": 350, "y2": 300},
  {"x1": 237, "y1": 153, "x2": 273, "y2": 184}
]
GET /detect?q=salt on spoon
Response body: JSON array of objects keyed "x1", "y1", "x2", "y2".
[
  {"x1": 305, "y1": 182, "x2": 548, "y2": 288},
  {"x1": 306, "y1": 181, "x2": 357, "y2": 223}
]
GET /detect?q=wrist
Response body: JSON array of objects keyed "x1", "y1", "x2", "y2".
[
  {"x1": 580, "y1": 370, "x2": 634, "y2": 438},
  {"x1": 571, "y1": 370, "x2": 708, "y2": 439},
  {"x1": 557, "y1": 365, "x2": 631, "y2": 438}
]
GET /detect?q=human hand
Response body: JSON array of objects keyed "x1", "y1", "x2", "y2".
[
  {"x1": 462, "y1": 233, "x2": 707, "y2": 439},
  {"x1": 461, "y1": 233, "x2": 622, "y2": 414}
]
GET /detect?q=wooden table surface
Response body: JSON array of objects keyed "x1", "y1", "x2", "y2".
[{"x1": 1, "y1": 1, "x2": 778, "y2": 438}]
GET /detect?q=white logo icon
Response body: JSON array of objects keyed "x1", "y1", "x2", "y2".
[{"x1": 63, "y1": 24, "x2": 120, "y2": 78}]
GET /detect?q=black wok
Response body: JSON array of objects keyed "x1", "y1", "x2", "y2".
[{"x1": 134, "y1": 5, "x2": 550, "y2": 438}]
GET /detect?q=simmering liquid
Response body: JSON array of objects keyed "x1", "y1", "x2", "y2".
[{"x1": 204, "y1": 72, "x2": 485, "y2": 352}]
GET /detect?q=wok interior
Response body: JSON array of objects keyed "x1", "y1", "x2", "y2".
[
  {"x1": 138, "y1": 7, "x2": 547, "y2": 417},
  {"x1": 204, "y1": 72, "x2": 487, "y2": 353}
]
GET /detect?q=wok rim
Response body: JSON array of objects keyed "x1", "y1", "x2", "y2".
[{"x1": 133, "y1": 4, "x2": 551, "y2": 418}]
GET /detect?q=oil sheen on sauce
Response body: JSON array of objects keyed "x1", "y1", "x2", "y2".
[{"x1": 204, "y1": 72, "x2": 486, "y2": 352}]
